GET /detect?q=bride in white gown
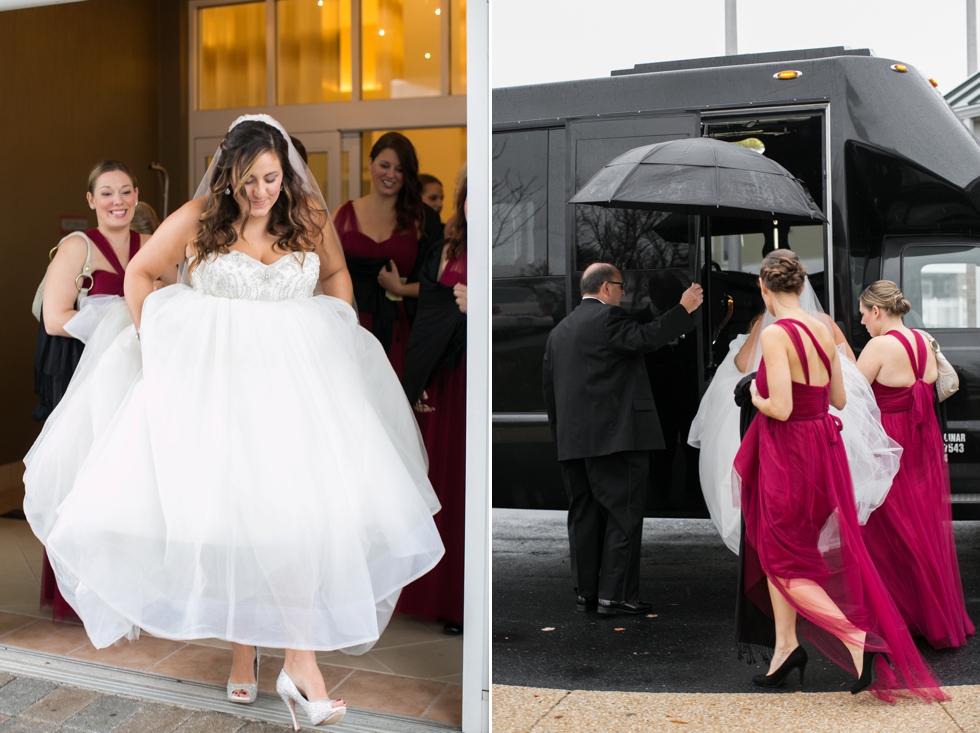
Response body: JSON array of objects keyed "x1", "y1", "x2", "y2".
[
  {"x1": 688, "y1": 277, "x2": 902, "y2": 553},
  {"x1": 24, "y1": 115, "x2": 444, "y2": 729}
]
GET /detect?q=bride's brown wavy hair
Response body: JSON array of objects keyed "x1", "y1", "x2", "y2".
[{"x1": 190, "y1": 120, "x2": 324, "y2": 273}]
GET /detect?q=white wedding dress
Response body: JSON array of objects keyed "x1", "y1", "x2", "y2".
[
  {"x1": 24, "y1": 250, "x2": 444, "y2": 654},
  {"x1": 688, "y1": 335, "x2": 748, "y2": 553},
  {"x1": 689, "y1": 294, "x2": 902, "y2": 554}
]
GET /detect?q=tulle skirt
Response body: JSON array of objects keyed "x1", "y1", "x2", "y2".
[
  {"x1": 691, "y1": 341, "x2": 901, "y2": 554},
  {"x1": 24, "y1": 285, "x2": 444, "y2": 653},
  {"x1": 734, "y1": 400, "x2": 946, "y2": 702},
  {"x1": 34, "y1": 295, "x2": 133, "y2": 621},
  {"x1": 862, "y1": 386, "x2": 974, "y2": 648}
]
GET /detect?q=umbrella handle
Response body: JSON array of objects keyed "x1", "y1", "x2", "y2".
[{"x1": 692, "y1": 216, "x2": 702, "y2": 285}]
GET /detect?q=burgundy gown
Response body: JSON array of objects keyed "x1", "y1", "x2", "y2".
[
  {"x1": 734, "y1": 319, "x2": 946, "y2": 702},
  {"x1": 398, "y1": 252, "x2": 467, "y2": 627},
  {"x1": 335, "y1": 201, "x2": 418, "y2": 379},
  {"x1": 40, "y1": 229, "x2": 141, "y2": 622},
  {"x1": 862, "y1": 330, "x2": 974, "y2": 648}
]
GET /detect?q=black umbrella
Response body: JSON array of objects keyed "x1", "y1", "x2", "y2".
[
  {"x1": 569, "y1": 136, "x2": 826, "y2": 222},
  {"x1": 570, "y1": 136, "x2": 826, "y2": 375}
]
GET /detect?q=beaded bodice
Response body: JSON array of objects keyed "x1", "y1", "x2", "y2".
[{"x1": 191, "y1": 251, "x2": 320, "y2": 301}]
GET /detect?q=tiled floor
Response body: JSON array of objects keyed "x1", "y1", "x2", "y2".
[{"x1": 0, "y1": 517, "x2": 462, "y2": 725}]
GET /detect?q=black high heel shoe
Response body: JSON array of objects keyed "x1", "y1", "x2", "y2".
[
  {"x1": 850, "y1": 650, "x2": 892, "y2": 695},
  {"x1": 752, "y1": 646, "x2": 808, "y2": 689}
]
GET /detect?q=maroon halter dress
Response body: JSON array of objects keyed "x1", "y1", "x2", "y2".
[
  {"x1": 40, "y1": 228, "x2": 141, "y2": 622},
  {"x1": 398, "y1": 251, "x2": 467, "y2": 627},
  {"x1": 862, "y1": 330, "x2": 974, "y2": 648},
  {"x1": 734, "y1": 318, "x2": 946, "y2": 702}
]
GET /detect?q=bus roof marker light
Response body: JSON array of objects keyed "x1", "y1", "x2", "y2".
[
  {"x1": 379, "y1": 29, "x2": 385, "y2": 36},
  {"x1": 774, "y1": 70, "x2": 802, "y2": 80},
  {"x1": 435, "y1": 7, "x2": 441, "y2": 14},
  {"x1": 891, "y1": 64, "x2": 908, "y2": 72},
  {"x1": 930, "y1": 78, "x2": 940, "y2": 87}
]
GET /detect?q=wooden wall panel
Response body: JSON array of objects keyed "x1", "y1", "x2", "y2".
[{"x1": 0, "y1": 0, "x2": 185, "y2": 466}]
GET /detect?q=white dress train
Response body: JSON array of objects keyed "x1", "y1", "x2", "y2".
[
  {"x1": 689, "y1": 334, "x2": 901, "y2": 554},
  {"x1": 688, "y1": 335, "x2": 747, "y2": 553},
  {"x1": 24, "y1": 251, "x2": 444, "y2": 653}
]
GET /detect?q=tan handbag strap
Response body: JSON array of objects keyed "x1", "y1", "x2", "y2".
[
  {"x1": 57, "y1": 231, "x2": 94, "y2": 297},
  {"x1": 915, "y1": 329, "x2": 941, "y2": 355}
]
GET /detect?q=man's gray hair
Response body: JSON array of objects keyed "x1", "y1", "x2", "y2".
[{"x1": 581, "y1": 264, "x2": 617, "y2": 295}]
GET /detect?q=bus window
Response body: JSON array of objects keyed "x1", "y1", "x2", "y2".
[
  {"x1": 569, "y1": 119, "x2": 695, "y2": 272},
  {"x1": 492, "y1": 131, "x2": 549, "y2": 278},
  {"x1": 901, "y1": 246, "x2": 980, "y2": 329},
  {"x1": 710, "y1": 225, "x2": 824, "y2": 276},
  {"x1": 575, "y1": 206, "x2": 689, "y2": 271},
  {"x1": 492, "y1": 278, "x2": 565, "y2": 413}
]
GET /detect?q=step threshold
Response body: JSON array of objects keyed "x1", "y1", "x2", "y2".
[{"x1": 0, "y1": 644, "x2": 458, "y2": 733}]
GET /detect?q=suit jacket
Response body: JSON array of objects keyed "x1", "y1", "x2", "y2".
[{"x1": 542, "y1": 298, "x2": 696, "y2": 461}]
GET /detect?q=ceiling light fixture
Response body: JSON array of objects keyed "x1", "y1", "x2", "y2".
[{"x1": 0, "y1": 0, "x2": 88, "y2": 11}]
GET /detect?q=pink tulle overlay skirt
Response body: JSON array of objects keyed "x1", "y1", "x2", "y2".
[
  {"x1": 734, "y1": 383, "x2": 947, "y2": 703},
  {"x1": 862, "y1": 381, "x2": 974, "y2": 648}
]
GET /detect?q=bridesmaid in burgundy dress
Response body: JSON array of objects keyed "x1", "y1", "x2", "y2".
[
  {"x1": 857, "y1": 281, "x2": 974, "y2": 649},
  {"x1": 37, "y1": 159, "x2": 150, "y2": 622},
  {"x1": 400, "y1": 179, "x2": 468, "y2": 634},
  {"x1": 734, "y1": 250, "x2": 946, "y2": 702},
  {"x1": 333, "y1": 132, "x2": 427, "y2": 379}
]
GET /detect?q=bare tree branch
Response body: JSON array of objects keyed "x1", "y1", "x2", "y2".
[{"x1": 575, "y1": 207, "x2": 689, "y2": 270}]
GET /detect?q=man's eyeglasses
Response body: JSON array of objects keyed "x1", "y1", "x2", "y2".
[{"x1": 605, "y1": 280, "x2": 626, "y2": 292}]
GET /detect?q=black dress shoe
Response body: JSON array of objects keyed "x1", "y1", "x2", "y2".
[
  {"x1": 597, "y1": 599, "x2": 652, "y2": 616},
  {"x1": 576, "y1": 595, "x2": 598, "y2": 612},
  {"x1": 851, "y1": 650, "x2": 891, "y2": 695},
  {"x1": 752, "y1": 645, "x2": 808, "y2": 689},
  {"x1": 443, "y1": 622, "x2": 463, "y2": 635}
]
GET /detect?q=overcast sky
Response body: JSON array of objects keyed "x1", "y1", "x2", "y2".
[{"x1": 491, "y1": 0, "x2": 974, "y2": 95}]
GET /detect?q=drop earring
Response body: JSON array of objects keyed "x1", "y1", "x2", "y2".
[{"x1": 224, "y1": 186, "x2": 232, "y2": 195}]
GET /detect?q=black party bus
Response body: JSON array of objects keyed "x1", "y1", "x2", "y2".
[{"x1": 492, "y1": 47, "x2": 980, "y2": 518}]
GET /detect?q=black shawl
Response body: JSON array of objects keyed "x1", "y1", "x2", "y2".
[
  {"x1": 402, "y1": 241, "x2": 466, "y2": 406},
  {"x1": 31, "y1": 307, "x2": 84, "y2": 421},
  {"x1": 347, "y1": 256, "x2": 402, "y2": 352}
]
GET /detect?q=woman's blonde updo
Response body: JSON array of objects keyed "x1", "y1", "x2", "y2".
[
  {"x1": 760, "y1": 249, "x2": 807, "y2": 294},
  {"x1": 860, "y1": 280, "x2": 911, "y2": 316},
  {"x1": 87, "y1": 159, "x2": 137, "y2": 193}
]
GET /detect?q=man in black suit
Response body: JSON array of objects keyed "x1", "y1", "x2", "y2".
[{"x1": 542, "y1": 263, "x2": 702, "y2": 615}]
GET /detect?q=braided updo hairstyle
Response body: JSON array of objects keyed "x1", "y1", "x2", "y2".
[
  {"x1": 759, "y1": 249, "x2": 807, "y2": 294},
  {"x1": 860, "y1": 280, "x2": 912, "y2": 316}
]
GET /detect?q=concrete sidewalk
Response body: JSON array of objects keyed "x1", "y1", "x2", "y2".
[{"x1": 492, "y1": 683, "x2": 980, "y2": 733}]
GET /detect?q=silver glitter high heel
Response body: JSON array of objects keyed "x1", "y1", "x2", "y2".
[
  {"x1": 226, "y1": 647, "x2": 260, "y2": 704},
  {"x1": 276, "y1": 669, "x2": 347, "y2": 730}
]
